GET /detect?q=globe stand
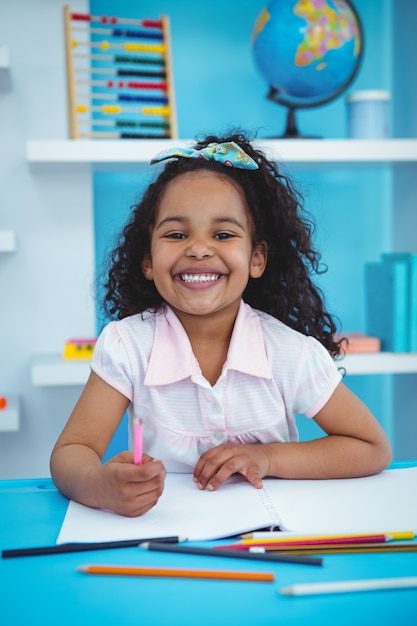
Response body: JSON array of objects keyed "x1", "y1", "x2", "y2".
[
  {"x1": 282, "y1": 108, "x2": 303, "y2": 139},
  {"x1": 267, "y1": 87, "x2": 321, "y2": 139}
]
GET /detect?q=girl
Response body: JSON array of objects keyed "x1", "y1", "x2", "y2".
[{"x1": 50, "y1": 133, "x2": 392, "y2": 517}]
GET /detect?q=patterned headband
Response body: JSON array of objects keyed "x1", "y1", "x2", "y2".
[{"x1": 150, "y1": 141, "x2": 259, "y2": 170}]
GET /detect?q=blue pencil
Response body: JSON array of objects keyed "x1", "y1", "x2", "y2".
[{"x1": 140, "y1": 541, "x2": 323, "y2": 566}]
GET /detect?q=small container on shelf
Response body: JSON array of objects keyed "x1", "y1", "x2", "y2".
[
  {"x1": 346, "y1": 90, "x2": 391, "y2": 139},
  {"x1": 337, "y1": 332, "x2": 381, "y2": 355},
  {"x1": 63, "y1": 338, "x2": 97, "y2": 359}
]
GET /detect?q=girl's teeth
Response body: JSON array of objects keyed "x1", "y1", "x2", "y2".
[{"x1": 181, "y1": 274, "x2": 219, "y2": 283}]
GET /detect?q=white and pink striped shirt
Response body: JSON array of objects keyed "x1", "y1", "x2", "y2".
[{"x1": 91, "y1": 301, "x2": 342, "y2": 472}]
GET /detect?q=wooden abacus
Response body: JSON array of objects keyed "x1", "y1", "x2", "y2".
[{"x1": 63, "y1": 6, "x2": 177, "y2": 139}]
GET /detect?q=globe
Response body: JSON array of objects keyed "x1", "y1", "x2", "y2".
[{"x1": 252, "y1": 0, "x2": 364, "y2": 137}]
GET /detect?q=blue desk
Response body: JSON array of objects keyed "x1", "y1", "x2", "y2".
[{"x1": 1, "y1": 469, "x2": 416, "y2": 626}]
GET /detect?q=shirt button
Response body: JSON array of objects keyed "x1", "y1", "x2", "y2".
[{"x1": 211, "y1": 431, "x2": 226, "y2": 444}]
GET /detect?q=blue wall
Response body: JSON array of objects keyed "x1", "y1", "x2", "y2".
[{"x1": 91, "y1": 0, "x2": 395, "y2": 450}]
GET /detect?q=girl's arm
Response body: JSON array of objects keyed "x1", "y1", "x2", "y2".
[
  {"x1": 50, "y1": 371, "x2": 166, "y2": 516},
  {"x1": 193, "y1": 382, "x2": 392, "y2": 491},
  {"x1": 265, "y1": 382, "x2": 392, "y2": 478}
]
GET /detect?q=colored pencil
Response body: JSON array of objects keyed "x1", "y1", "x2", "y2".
[
  {"x1": 241, "y1": 531, "x2": 415, "y2": 541},
  {"x1": 133, "y1": 417, "x2": 143, "y2": 464},
  {"x1": 78, "y1": 564, "x2": 274, "y2": 582},
  {"x1": 139, "y1": 542, "x2": 323, "y2": 566},
  {"x1": 1, "y1": 536, "x2": 184, "y2": 559},
  {"x1": 241, "y1": 535, "x2": 392, "y2": 545},
  {"x1": 247, "y1": 541, "x2": 417, "y2": 553},
  {"x1": 217, "y1": 535, "x2": 392, "y2": 550},
  {"x1": 267, "y1": 542, "x2": 417, "y2": 555},
  {"x1": 279, "y1": 576, "x2": 417, "y2": 596}
]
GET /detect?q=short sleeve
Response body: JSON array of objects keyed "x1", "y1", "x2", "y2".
[
  {"x1": 90, "y1": 322, "x2": 134, "y2": 401},
  {"x1": 293, "y1": 336, "x2": 342, "y2": 418}
]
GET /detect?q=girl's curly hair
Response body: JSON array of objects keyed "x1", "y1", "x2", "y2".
[{"x1": 103, "y1": 131, "x2": 342, "y2": 356}]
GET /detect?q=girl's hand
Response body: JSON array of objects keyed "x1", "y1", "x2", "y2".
[
  {"x1": 95, "y1": 451, "x2": 166, "y2": 517},
  {"x1": 193, "y1": 443, "x2": 271, "y2": 491}
]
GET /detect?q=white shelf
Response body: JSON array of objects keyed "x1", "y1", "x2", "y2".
[
  {"x1": 0, "y1": 395, "x2": 19, "y2": 432},
  {"x1": 31, "y1": 355, "x2": 90, "y2": 386},
  {"x1": 26, "y1": 139, "x2": 417, "y2": 170},
  {"x1": 340, "y1": 353, "x2": 417, "y2": 375},
  {"x1": 30, "y1": 352, "x2": 417, "y2": 387},
  {"x1": 0, "y1": 230, "x2": 16, "y2": 252}
]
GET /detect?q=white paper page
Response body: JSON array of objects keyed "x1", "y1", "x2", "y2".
[
  {"x1": 56, "y1": 467, "x2": 417, "y2": 544},
  {"x1": 57, "y1": 473, "x2": 276, "y2": 544},
  {"x1": 262, "y1": 467, "x2": 417, "y2": 534}
]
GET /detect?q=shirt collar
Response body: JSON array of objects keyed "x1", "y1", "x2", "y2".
[{"x1": 144, "y1": 301, "x2": 272, "y2": 386}]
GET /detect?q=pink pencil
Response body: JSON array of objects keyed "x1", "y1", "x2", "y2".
[{"x1": 133, "y1": 418, "x2": 143, "y2": 465}]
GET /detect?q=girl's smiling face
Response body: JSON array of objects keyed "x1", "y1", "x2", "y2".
[{"x1": 141, "y1": 171, "x2": 267, "y2": 325}]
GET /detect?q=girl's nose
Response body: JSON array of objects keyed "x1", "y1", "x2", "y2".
[{"x1": 186, "y1": 237, "x2": 213, "y2": 259}]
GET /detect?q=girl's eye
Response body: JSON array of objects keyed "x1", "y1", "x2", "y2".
[
  {"x1": 165, "y1": 232, "x2": 186, "y2": 239},
  {"x1": 215, "y1": 232, "x2": 234, "y2": 240}
]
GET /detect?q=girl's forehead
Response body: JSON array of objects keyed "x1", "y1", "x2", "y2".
[
  {"x1": 153, "y1": 169, "x2": 254, "y2": 233},
  {"x1": 166, "y1": 169, "x2": 239, "y2": 187},
  {"x1": 159, "y1": 170, "x2": 247, "y2": 205}
]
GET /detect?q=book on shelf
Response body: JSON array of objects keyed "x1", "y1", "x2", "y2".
[
  {"x1": 381, "y1": 253, "x2": 417, "y2": 352},
  {"x1": 365, "y1": 255, "x2": 410, "y2": 352}
]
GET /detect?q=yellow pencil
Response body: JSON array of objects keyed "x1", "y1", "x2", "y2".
[
  {"x1": 77, "y1": 564, "x2": 274, "y2": 582},
  {"x1": 241, "y1": 531, "x2": 415, "y2": 544}
]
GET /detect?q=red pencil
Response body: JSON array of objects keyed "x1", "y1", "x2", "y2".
[{"x1": 215, "y1": 535, "x2": 392, "y2": 551}]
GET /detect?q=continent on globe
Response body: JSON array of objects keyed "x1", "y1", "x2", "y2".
[{"x1": 294, "y1": 0, "x2": 361, "y2": 68}]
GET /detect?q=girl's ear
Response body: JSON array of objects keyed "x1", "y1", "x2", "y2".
[
  {"x1": 141, "y1": 254, "x2": 154, "y2": 280},
  {"x1": 249, "y1": 241, "x2": 268, "y2": 279}
]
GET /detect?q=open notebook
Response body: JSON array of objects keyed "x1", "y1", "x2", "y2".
[{"x1": 57, "y1": 466, "x2": 417, "y2": 544}]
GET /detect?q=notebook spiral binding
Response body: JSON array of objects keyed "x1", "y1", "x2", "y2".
[{"x1": 257, "y1": 486, "x2": 285, "y2": 530}]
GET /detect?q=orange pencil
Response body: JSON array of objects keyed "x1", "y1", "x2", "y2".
[{"x1": 77, "y1": 564, "x2": 274, "y2": 582}]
